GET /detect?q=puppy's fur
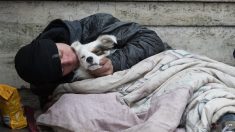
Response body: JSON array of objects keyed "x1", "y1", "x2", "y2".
[{"x1": 71, "y1": 35, "x2": 117, "y2": 81}]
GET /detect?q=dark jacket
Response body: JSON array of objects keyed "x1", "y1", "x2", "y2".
[{"x1": 31, "y1": 13, "x2": 167, "y2": 106}]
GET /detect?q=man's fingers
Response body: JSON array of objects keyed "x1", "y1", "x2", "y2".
[
  {"x1": 88, "y1": 63, "x2": 107, "y2": 75},
  {"x1": 88, "y1": 57, "x2": 113, "y2": 77},
  {"x1": 90, "y1": 66, "x2": 106, "y2": 75},
  {"x1": 99, "y1": 57, "x2": 109, "y2": 65}
]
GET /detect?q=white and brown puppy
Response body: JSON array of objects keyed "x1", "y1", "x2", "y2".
[{"x1": 71, "y1": 35, "x2": 117, "y2": 80}]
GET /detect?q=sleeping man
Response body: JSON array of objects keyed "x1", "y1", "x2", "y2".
[{"x1": 15, "y1": 13, "x2": 235, "y2": 131}]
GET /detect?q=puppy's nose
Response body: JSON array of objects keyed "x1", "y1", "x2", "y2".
[{"x1": 86, "y1": 56, "x2": 93, "y2": 64}]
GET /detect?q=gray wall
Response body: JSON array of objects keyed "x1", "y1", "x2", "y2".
[{"x1": 0, "y1": 1, "x2": 234, "y2": 88}]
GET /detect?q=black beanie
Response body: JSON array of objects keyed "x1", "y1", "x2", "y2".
[
  {"x1": 233, "y1": 49, "x2": 235, "y2": 59},
  {"x1": 15, "y1": 39, "x2": 62, "y2": 85}
]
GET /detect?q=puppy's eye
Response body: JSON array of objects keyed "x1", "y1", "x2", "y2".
[{"x1": 81, "y1": 56, "x2": 85, "y2": 59}]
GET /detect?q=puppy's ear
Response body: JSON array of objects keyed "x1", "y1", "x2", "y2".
[{"x1": 71, "y1": 41, "x2": 82, "y2": 49}]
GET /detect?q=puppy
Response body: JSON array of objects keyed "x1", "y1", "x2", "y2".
[{"x1": 71, "y1": 35, "x2": 117, "y2": 81}]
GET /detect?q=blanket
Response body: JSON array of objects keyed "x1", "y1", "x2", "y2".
[{"x1": 36, "y1": 50, "x2": 235, "y2": 132}]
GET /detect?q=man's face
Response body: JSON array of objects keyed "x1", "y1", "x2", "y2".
[{"x1": 56, "y1": 43, "x2": 79, "y2": 76}]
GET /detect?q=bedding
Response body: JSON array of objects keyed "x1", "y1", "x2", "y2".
[{"x1": 37, "y1": 50, "x2": 235, "y2": 132}]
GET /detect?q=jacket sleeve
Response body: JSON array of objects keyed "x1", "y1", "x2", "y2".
[
  {"x1": 79, "y1": 13, "x2": 120, "y2": 43},
  {"x1": 105, "y1": 23, "x2": 165, "y2": 72},
  {"x1": 80, "y1": 13, "x2": 166, "y2": 72}
]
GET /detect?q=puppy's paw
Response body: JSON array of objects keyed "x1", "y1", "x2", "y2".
[{"x1": 97, "y1": 35, "x2": 117, "y2": 49}]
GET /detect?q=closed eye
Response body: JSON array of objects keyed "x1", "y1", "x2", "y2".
[
  {"x1": 81, "y1": 56, "x2": 85, "y2": 59},
  {"x1": 61, "y1": 67, "x2": 64, "y2": 74},
  {"x1": 58, "y1": 51, "x2": 63, "y2": 58}
]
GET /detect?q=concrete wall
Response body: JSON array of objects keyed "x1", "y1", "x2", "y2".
[{"x1": 0, "y1": 1, "x2": 234, "y2": 88}]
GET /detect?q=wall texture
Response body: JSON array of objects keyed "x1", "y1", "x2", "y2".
[{"x1": 0, "y1": 1, "x2": 234, "y2": 87}]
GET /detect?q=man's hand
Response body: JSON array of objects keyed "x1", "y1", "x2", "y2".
[{"x1": 88, "y1": 57, "x2": 113, "y2": 77}]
